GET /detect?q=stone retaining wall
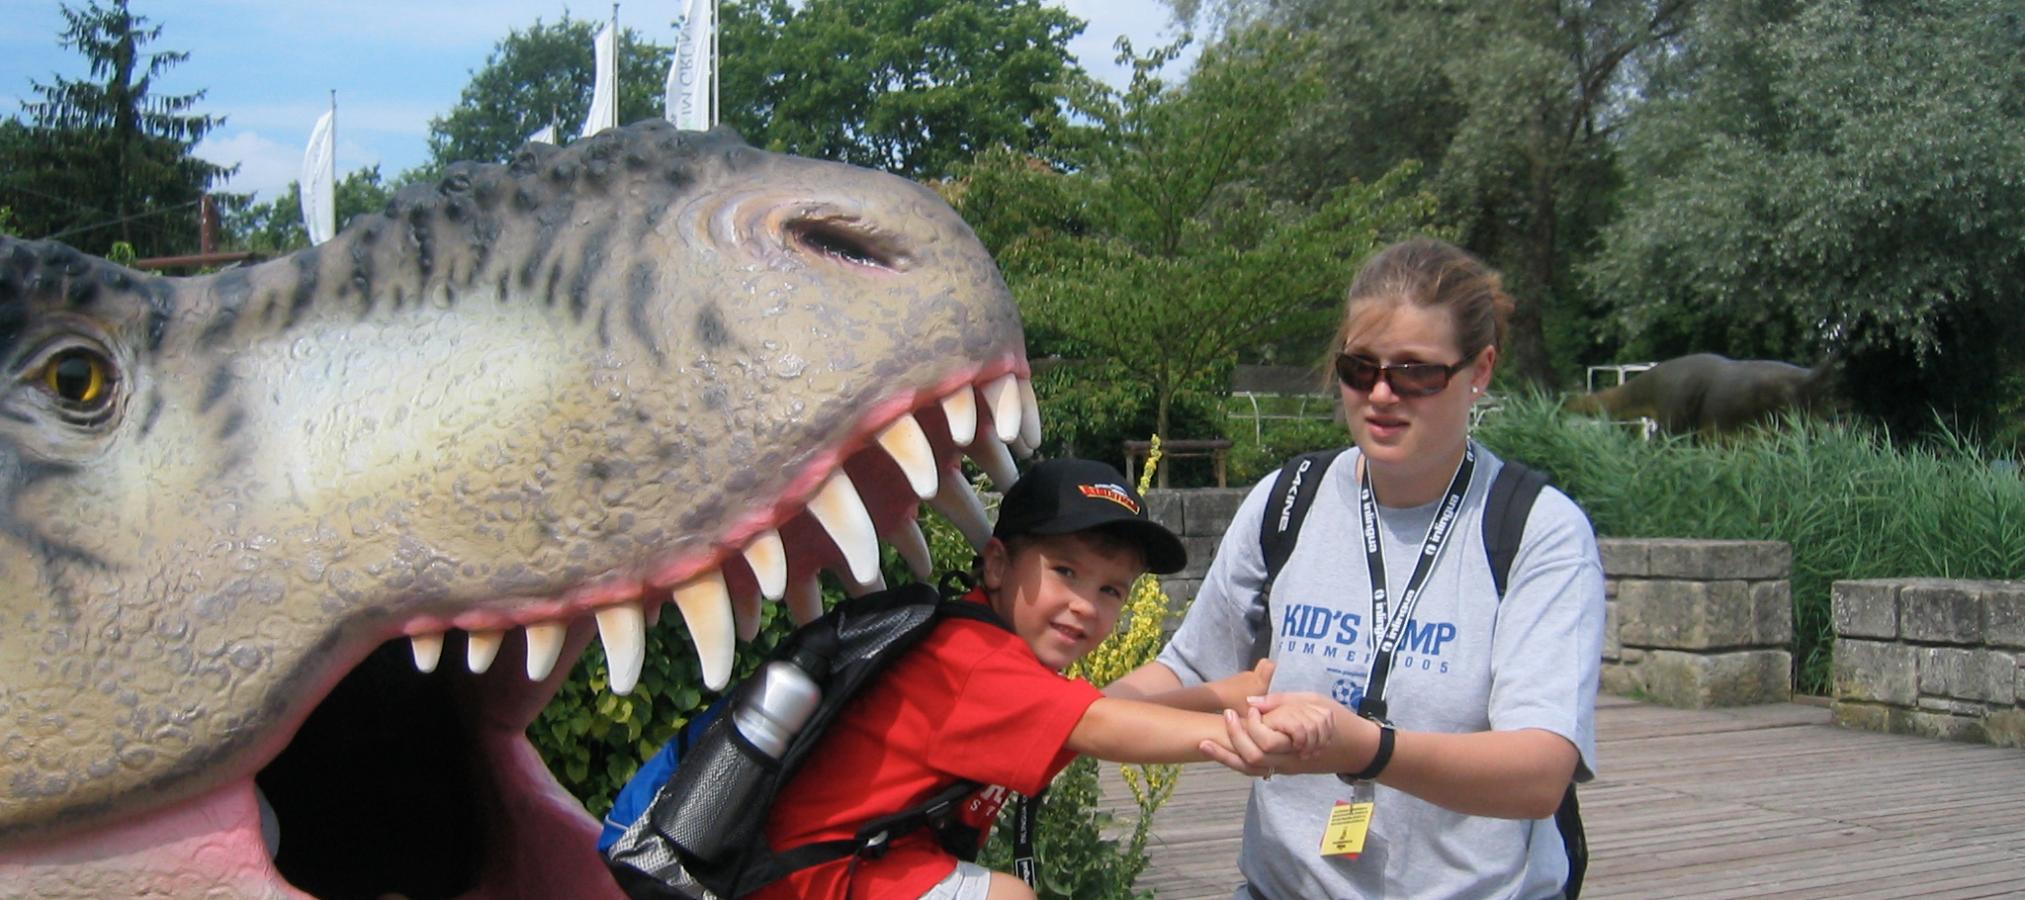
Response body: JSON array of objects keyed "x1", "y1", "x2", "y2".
[
  {"x1": 1830, "y1": 579, "x2": 2025, "y2": 748},
  {"x1": 1599, "y1": 539, "x2": 1793, "y2": 707}
]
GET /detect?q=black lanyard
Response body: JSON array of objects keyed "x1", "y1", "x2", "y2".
[{"x1": 1356, "y1": 445, "x2": 1475, "y2": 723}]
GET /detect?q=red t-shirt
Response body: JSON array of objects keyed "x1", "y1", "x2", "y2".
[{"x1": 751, "y1": 591, "x2": 1103, "y2": 900}]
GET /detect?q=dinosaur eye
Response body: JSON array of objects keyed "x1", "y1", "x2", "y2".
[{"x1": 39, "y1": 347, "x2": 115, "y2": 411}]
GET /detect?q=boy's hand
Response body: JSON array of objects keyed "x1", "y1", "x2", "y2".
[
  {"x1": 1255, "y1": 692, "x2": 1337, "y2": 759},
  {"x1": 1199, "y1": 694, "x2": 1359, "y2": 777}
]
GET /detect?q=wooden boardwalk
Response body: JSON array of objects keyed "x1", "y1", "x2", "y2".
[{"x1": 1102, "y1": 696, "x2": 2025, "y2": 898}]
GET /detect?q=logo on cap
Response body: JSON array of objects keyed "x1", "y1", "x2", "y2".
[{"x1": 1077, "y1": 483, "x2": 1140, "y2": 515}]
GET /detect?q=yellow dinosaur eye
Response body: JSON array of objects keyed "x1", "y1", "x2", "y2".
[{"x1": 41, "y1": 348, "x2": 112, "y2": 410}]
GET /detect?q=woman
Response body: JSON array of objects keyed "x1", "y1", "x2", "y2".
[{"x1": 1108, "y1": 238, "x2": 1606, "y2": 899}]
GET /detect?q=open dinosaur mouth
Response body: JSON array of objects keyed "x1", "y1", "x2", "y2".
[{"x1": 240, "y1": 366, "x2": 1040, "y2": 899}]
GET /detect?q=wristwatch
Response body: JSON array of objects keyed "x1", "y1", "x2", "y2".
[{"x1": 1338, "y1": 717, "x2": 1396, "y2": 784}]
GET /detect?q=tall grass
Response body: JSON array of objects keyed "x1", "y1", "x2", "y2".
[{"x1": 1476, "y1": 394, "x2": 2025, "y2": 693}]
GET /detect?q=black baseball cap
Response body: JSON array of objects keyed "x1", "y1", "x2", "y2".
[{"x1": 992, "y1": 458, "x2": 1188, "y2": 575}]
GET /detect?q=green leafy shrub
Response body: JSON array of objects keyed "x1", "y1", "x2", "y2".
[{"x1": 1478, "y1": 393, "x2": 2025, "y2": 693}]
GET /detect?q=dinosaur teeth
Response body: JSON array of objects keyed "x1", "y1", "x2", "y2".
[
  {"x1": 733, "y1": 589, "x2": 762, "y2": 643},
  {"x1": 1017, "y1": 376, "x2": 1043, "y2": 449},
  {"x1": 741, "y1": 528, "x2": 788, "y2": 601},
  {"x1": 967, "y1": 433, "x2": 1019, "y2": 491},
  {"x1": 808, "y1": 469, "x2": 880, "y2": 585},
  {"x1": 525, "y1": 621, "x2": 567, "y2": 682},
  {"x1": 842, "y1": 567, "x2": 887, "y2": 598},
  {"x1": 891, "y1": 518, "x2": 934, "y2": 579},
  {"x1": 410, "y1": 633, "x2": 445, "y2": 673},
  {"x1": 983, "y1": 373, "x2": 1021, "y2": 445},
  {"x1": 877, "y1": 413, "x2": 940, "y2": 500},
  {"x1": 466, "y1": 630, "x2": 504, "y2": 674},
  {"x1": 930, "y1": 467, "x2": 993, "y2": 551},
  {"x1": 672, "y1": 570, "x2": 736, "y2": 691},
  {"x1": 785, "y1": 575, "x2": 826, "y2": 625},
  {"x1": 596, "y1": 603, "x2": 647, "y2": 696},
  {"x1": 940, "y1": 385, "x2": 978, "y2": 446}
]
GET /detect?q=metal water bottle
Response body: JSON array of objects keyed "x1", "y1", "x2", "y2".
[{"x1": 731, "y1": 661, "x2": 822, "y2": 758}]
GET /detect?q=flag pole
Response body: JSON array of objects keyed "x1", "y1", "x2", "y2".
[{"x1": 711, "y1": 0, "x2": 719, "y2": 127}]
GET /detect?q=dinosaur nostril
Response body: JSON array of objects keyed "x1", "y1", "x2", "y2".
[{"x1": 785, "y1": 220, "x2": 901, "y2": 272}]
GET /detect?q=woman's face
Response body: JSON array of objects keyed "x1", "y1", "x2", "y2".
[{"x1": 1338, "y1": 299, "x2": 1493, "y2": 495}]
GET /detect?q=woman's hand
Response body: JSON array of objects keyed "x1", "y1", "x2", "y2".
[{"x1": 1198, "y1": 693, "x2": 1359, "y2": 776}]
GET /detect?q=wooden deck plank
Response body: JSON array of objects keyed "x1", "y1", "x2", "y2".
[{"x1": 1099, "y1": 698, "x2": 2025, "y2": 898}]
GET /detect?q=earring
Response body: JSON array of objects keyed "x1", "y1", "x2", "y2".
[{"x1": 1471, "y1": 387, "x2": 1481, "y2": 395}]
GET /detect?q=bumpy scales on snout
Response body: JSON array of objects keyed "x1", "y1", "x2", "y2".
[{"x1": 0, "y1": 121, "x2": 1042, "y2": 898}]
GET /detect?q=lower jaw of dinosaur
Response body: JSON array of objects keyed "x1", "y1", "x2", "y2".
[
  {"x1": 0, "y1": 619, "x2": 619, "y2": 899},
  {"x1": 238, "y1": 616, "x2": 621, "y2": 899}
]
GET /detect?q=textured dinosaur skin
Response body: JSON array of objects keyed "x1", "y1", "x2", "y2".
[
  {"x1": 1564, "y1": 353, "x2": 1840, "y2": 437},
  {"x1": 0, "y1": 121, "x2": 1033, "y2": 898}
]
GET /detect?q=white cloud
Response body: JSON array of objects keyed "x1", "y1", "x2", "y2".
[{"x1": 197, "y1": 129, "x2": 381, "y2": 203}]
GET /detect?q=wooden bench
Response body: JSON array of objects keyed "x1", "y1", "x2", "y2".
[{"x1": 1123, "y1": 438, "x2": 1233, "y2": 489}]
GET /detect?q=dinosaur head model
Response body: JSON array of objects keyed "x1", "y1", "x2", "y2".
[{"x1": 0, "y1": 121, "x2": 1039, "y2": 898}]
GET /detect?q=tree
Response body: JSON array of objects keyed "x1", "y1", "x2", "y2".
[
  {"x1": 1167, "y1": 0, "x2": 1699, "y2": 387},
  {"x1": 426, "y1": 15, "x2": 673, "y2": 171},
  {"x1": 223, "y1": 166, "x2": 396, "y2": 254},
  {"x1": 0, "y1": 0, "x2": 232, "y2": 258},
  {"x1": 719, "y1": 0, "x2": 1087, "y2": 180},
  {"x1": 955, "y1": 29, "x2": 1439, "y2": 446},
  {"x1": 1586, "y1": 0, "x2": 2025, "y2": 440}
]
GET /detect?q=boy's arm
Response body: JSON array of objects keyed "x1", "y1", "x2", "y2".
[
  {"x1": 1066, "y1": 697, "x2": 1245, "y2": 764},
  {"x1": 1104, "y1": 659, "x2": 1275, "y2": 713}
]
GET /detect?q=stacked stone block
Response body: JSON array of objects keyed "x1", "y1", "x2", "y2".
[
  {"x1": 1144, "y1": 488, "x2": 1245, "y2": 629},
  {"x1": 1831, "y1": 579, "x2": 2025, "y2": 748},
  {"x1": 1599, "y1": 539, "x2": 1793, "y2": 707}
]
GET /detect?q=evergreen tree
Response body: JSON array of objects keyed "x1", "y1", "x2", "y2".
[{"x1": 0, "y1": 0, "x2": 232, "y2": 258}]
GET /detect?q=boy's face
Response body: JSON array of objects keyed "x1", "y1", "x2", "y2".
[{"x1": 981, "y1": 531, "x2": 1145, "y2": 671}]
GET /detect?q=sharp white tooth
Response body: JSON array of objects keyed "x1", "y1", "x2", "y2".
[
  {"x1": 733, "y1": 590, "x2": 762, "y2": 643},
  {"x1": 672, "y1": 570, "x2": 736, "y2": 691},
  {"x1": 983, "y1": 373, "x2": 1021, "y2": 444},
  {"x1": 940, "y1": 386, "x2": 977, "y2": 447},
  {"x1": 410, "y1": 633, "x2": 444, "y2": 673},
  {"x1": 892, "y1": 518, "x2": 934, "y2": 579},
  {"x1": 741, "y1": 529, "x2": 788, "y2": 601},
  {"x1": 524, "y1": 622, "x2": 566, "y2": 681},
  {"x1": 843, "y1": 568, "x2": 887, "y2": 598},
  {"x1": 967, "y1": 434, "x2": 1018, "y2": 490},
  {"x1": 930, "y1": 469, "x2": 992, "y2": 552},
  {"x1": 596, "y1": 604, "x2": 647, "y2": 696},
  {"x1": 808, "y1": 470, "x2": 880, "y2": 585},
  {"x1": 1010, "y1": 435, "x2": 1035, "y2": 460},
  {"x1": 877, "y1": 414, "x2": 940, "y2": 500},
  {"x1": 644, "y1": 599, "x2": 664, "y2": 628},
  {"x1": 786, "y1": 575, "x2": 826, "y2": 625},
  {"x1": 1017, "y1": 377, "x2": 1043, "y2": 449},
  {"x1": 465, "y1": 630, "x2": 504, "y2": 674}
]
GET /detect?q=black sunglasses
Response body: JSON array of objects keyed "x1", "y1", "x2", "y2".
[{"x1": 1334, "y1": 352, "x2": 1472, "y2": 398}]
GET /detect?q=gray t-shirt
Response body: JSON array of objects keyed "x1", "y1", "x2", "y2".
[{"x1": 1157, "y1": 443, "x2": 1605, "y2": 900}]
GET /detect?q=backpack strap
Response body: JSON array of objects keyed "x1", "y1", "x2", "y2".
[
  {"x1": 767, "y1": 778, "x2": 988, "y2": 874},
  {"x1": 1481, "y1": 459, "x2": 1550, "y2": 599},
  {"x1": 1478, "y1": 458, "x2": 1586, "y2": 898},
  {"x1": 1248, "y1": 448, "x2": 1347, "y2": 664}
]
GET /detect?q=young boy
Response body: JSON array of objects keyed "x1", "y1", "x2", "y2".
[{"x1": 753, "y1": 458, "x2": 1329, "y2": 900}]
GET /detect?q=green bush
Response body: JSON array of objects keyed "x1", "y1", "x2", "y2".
[{"x1": 1477, "y1": 393, "x2": 2025, "y2": 693}]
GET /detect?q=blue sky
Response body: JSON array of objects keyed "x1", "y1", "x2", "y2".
[{"x1": 0, "y1": 1, "x2": 1197, "y2": 203}]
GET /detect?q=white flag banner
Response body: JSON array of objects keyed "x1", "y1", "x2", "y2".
[
  {"x1": 300, "y1": 109, "x2": 336, "y2": 246},
  {"x1": 666, "y1": 0, "x2": 714, "y2": 130},
  {"x1": 527, "y1": 123, "x2": 557, "y2": 145},
  {"x1": 580, "y1": 21, "x2": 619, "y2": 138}
]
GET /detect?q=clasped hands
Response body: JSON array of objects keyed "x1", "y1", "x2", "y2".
[{"x1": 1194, "y1": 661, "x2": 1375, "y2": 779}]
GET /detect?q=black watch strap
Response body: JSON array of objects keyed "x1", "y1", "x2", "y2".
[{"x1": 1339, "y1": 719, "x2": 1396, "y2": 783}]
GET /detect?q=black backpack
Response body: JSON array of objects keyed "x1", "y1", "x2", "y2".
[
  {"x1": 602, "y1": 580, "x2": 1011, "y2": 899},
  {"x1": 1247, "y1": 449, "x2": 1588, "y2": 899}
]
